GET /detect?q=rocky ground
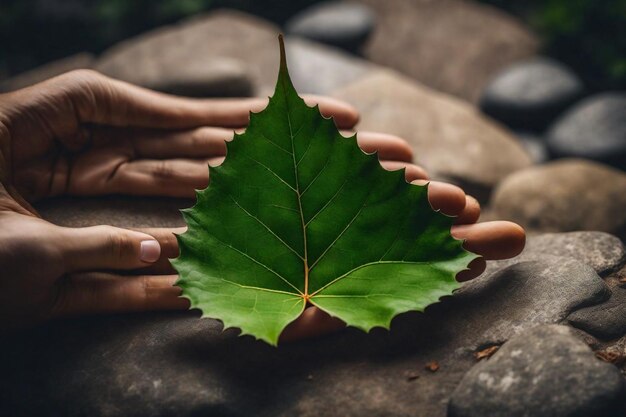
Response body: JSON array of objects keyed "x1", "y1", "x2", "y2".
[{"x1": 1, "y1": 1, "x2": 625, "y2": 416}]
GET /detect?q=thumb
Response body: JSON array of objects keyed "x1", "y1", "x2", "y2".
[{"x1": 59, "y1": 225, "x2": 162, "y2": 272}]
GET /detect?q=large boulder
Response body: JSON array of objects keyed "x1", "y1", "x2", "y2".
[
  {"x1": 356, "y1": 0, "x2": 539, "y2": 103},
  {"x1": 332, "y1": 70, "x2": 532, "y2": 201},
  {"x1": 448, "y1": 325, "x2": 626, "y2": 417},
  {"x1": 95, "y1": 10, "x2": 374, "y2": 97},
  {"x1": 491, "y1": 159, "x2": 626, "y2": 238},
  {"x1": 546, "y1": 92, "x2": 626, "y2": 170},
  {"x1": 0, "y1": 53, "x2": 94, "y2": 92}
]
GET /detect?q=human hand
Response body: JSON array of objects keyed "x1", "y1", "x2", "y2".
[
  {"x1": 0, "y1": 71, "x2": 524, "y2": 340},
  {"x1": 0, "y1": 69, "x2": 359, "y2": 205}
]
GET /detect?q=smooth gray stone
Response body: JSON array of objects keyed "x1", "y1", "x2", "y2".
[
  {"x1": 285, "y1": 1, "x2": 375, "y2": 53},
  {"x1": 480, "y1": 58, "x2": 584, "y2": 130},
  {"x1": 569, "y1": 285, "x2": 626, "y2": 340},
  {"x1": 448, "y1": 325, "x2": 626, "y2": 417},
  {"x1": 547, "y1": 92, "x2": 626, "y2": 169},
  {"x1": 485, "y1": 231, "x2": 626, "y2": 278}
]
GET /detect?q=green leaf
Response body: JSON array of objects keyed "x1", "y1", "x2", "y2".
[{"x1": 172, "y1": 36, "x2": 478, "y2": 345}]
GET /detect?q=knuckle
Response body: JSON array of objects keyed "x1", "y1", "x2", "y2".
[
  {"x1": 105, "y1": 227, "x2": 134, "y2": 260},
  {"x1": 153, "y1": 160, "x2": 174, "y2": 180},
  {"x1": 64, "y1": 69, "x2": 107, "y2": 86}
]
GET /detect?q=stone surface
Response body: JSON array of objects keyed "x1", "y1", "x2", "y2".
[
  {"x1": 3, "y1": 189, "x2": 613, "y2": 417},
  {"x1": 514, "y1": 131, "x2": 549, "y2": 164},
  {"x1": 0, "y1": 53, "x2": 94, "y2": 92},
  {"x1": 480, "y1": 58, "x2": 584, "y2": 130},
  {"x1": 95, "y1": 10, "x2": 373, "y2": 98},
  {"x1": 357, "y1": 0, "x2": 539, "y2": 102},
  {"x1": 491, "y1": 159, "x2": 626, "y2": 238},
  {"x1": 285, "y1": 1, "x2": 375, "y2": 53},
  {"x1": 485, "y1": 231, "x2": 626, "y2": 278},
  {"x1": 333, "y1": 70, "x2": 532, "y2": 201},
  {"x1": 569, "y1": 286, "x2": 626, "y2": 340},
  {"x1": 285, "y1": 38, "x2": 374, "y2": 95},
  {"x1": 546, "y1": 92, "x2": 626, "y2": 169},
  {"x1": 448, "y1": 325, "x2": 626, "y2": 417}
]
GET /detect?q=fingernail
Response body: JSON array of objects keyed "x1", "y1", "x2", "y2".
[{"x1": 140, "y1": 240, "x2": 161, "y2": 263}]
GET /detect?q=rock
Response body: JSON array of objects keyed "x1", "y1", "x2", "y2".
[
  {"x1": 448, "y1": 325, "x2": 626, "y2": 417},
  {"x1": 95, "y1": 11, "x2": 260, "y2": 97},
  {"x1": 1, "y1": 194, "x2": 613, "y2": 417},
  {"x1": 285, "y1": 1, "x2": 375, "y2": 53},
  {"x1": 356, "y1": 0, "x2": 539, "y2": 102},
  {"x1": 569, "y1": 287, "x2": 626, "y2": 340},
  {"x1": 480, "y1": 58, "x2": 584, "y2": 130},
  {"x1": 454, "y1": 259, "x2": 609, "y2": 344},
  {"x1": 332, "y1": 70, "x2": 532, "y2": 201},
  {"x1": 485, "y1": 231, "x2": 626, "y2": 278},
  {"x1": 95, "y1": 10, "x2": 373, "y2": 97},
  {"x1": 491, "y1": 159, "x2": 626, "y2": 238},
  {"x1": 0, "y1": 53, "x2": 94, "y2": 92},
  {"x1": 285, "y1": 38, "x2": 374, "y2": 95},
  {"x1": 546, "y1": 92, "x2": 626, "y2": 169},
  {"x1": 514, "y1": 131, "x2": 549, "y2": 164}
]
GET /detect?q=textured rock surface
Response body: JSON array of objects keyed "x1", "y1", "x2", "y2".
[
  {"x1": 485, "y1": 231, "x2": 626, "y2": 277},
  {"x1": 285, "y1": 1, "x2": 375, "y2": 53},
  {"x1": 448, "y1": 325, "x2": 626, "y2": 417},
  {"x1": 333, "y1": 70, "x2": 532, "y2": 201},
  {"x1": 569, "y1": 285, "x2": 626, "y2": 340},
  {"x1": 357, "y1": 0, "x2": 539, "y2": 102},
  {"x1": 546, "y1": 92, "x2": 626, "y2": 169},
  {"x1": 96, "y1": 10, "x2": 373, "y2": 97},
  {"x1": 0, "y1": 53, "x2": 94, "y2": 92},
  {"x1": 491, "y1": 159, "x2": 626, "y2": 238},
  {"x1": 480, "y1": 58, "x2": 583, "y2": 130},
  {"x1": 3, "y1": 191, "x2": 612, "y2": 417}
]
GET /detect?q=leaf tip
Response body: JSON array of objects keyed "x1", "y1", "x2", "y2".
[{"x1": 278, "y1": 33, "x2": 286, "y2": 71}]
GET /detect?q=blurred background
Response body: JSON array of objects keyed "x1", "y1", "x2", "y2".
[
  {"x1": 1, "y1": 0, "x2": 624, "y2": 90},
  {"x1": 1, "y1": 0, "x2": 625, "y2": 237}
]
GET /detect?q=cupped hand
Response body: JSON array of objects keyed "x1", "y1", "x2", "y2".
[{"x1": 0, "y1": 70, "x2": 525, "y2": 341}]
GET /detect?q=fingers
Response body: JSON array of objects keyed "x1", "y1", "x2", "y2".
[
  {"x1": 30, "y1": 71, "x2": 359, "y2": 133},
  {"x1": 132, "y1": 227, "x2": 185, "y2": 275},
  {"x1": 106, "y1": 158, "x2": 212, "y2": 198},
  {"x1": 451, "y1": 220, "x2": 525, "y2": 282},
  {"x1": 302, "y1": 95, "x2": 359, "y2": 129},
  {"x1": 280, "y1": 306, "x2": 345, "y2": 343},
  {"x1": 51, "y1": 273, "x2": 189, "y2": 317},
  {"x1": 455, "y1": 195, "x2": 481, "y2": 225},
  {"x1": 381, "y1": 161, "x2": 429, "y2": 182},
  {"x1": 456, "y1": 258, "x2": 487, "y2": 283},
  {"x1": 92, "y1": 126, "x2": 232, "y2": 159},
  {"x1": 59, "y1": 225, "x2": 163, "y2": 272},
  {"x1": 410, "y1": 179, "x2": 466, "y2": 216},
  {"x1": 350, "y1": 131, "x2": 414, "y2": 162},
  {"x1": 452, "y1": 221, "x2": 526, "y2": 260}
]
